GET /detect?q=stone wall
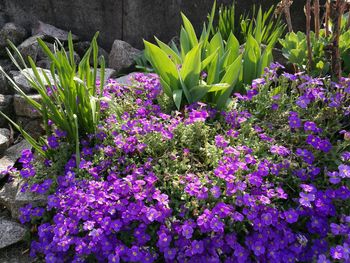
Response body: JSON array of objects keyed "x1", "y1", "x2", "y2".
[{"x1": 0, "y1": 0, "x2": 308, "y2": 50}]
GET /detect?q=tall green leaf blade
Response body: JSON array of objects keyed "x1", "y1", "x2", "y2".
[
  {"x1": 173, "y1": 89, "x2": 183, "y2": 110},
  {"x1": 181, "y1": 13, "x2": 199, "y2": 48},
  {"x1": 155, "y1": 37, "x2": 182, "y2": 64},
  {"x1": 180, "y1": 27, "x2": 191, "y2": 59},
  {"x1": 217, "y1": 54, "x2": 242, "y2": 109},
  {"x1": 225, "y1": 33, "x2": 240, "y2": 65},
  {"x1": 180, "y1": 44, "x2": 202, "y2": 92},
  {"x1": 258, "y1": 47, "x2": 273, "y2": 75},
  {"x1": 144, "y1": 40, "x2": 179, "y2": 91}
]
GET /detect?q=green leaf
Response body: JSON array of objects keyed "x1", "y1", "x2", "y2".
[
  {"x1": 254, "y1": 7, "x2": 263, "y2": 44},
  {"x1": 181, "y1": 13, "x2": 199, "y2": 48},
  {"x1": 180, "y1": 27, "x2": 191, "y2": 59},
  {"x1": 243, "y1": 35, "x2": 260, "y2": 85},
  {"x1": 144, "y1": 40, "x2": 179, "y2": 91},
  {"x1": 155, "y1": 37, "x2": 181, "y2": 64},
  {"x1": 201, "y1": 48, "x2": 219, "y2": 70},
  {"x1": 189, "y1": 85, "x2": 210, "y2": 102},
  {"x1": 207, "y1": 52, "x2": 220, "y2": 85},
  {"x1": 173, "y1": 89, "x2": 183, "y2": 109},
  {"x1": 225, "y1": 33, "x2": 240, "y2": 65},
  {"x1": 181, "y1": 44, "x2": 202, "y2": 92},
  {"x1": 208, "y1": 32, "x2": 224, "y2": 57},
  {"x1": 257, "y1": 47, "x2": 273, "y2": 75},
  {"x1": 217, "y1": 54, "x2": 242, "y2": 109}
]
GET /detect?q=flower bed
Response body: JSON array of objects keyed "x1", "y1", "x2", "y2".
[{"x1": 9, "y1": 64, "x2": 350, "y2": 262}]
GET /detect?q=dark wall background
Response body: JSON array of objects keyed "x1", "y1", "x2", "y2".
[{"x1": 0, "y1": 0, "x2": 307, "y2": 51}]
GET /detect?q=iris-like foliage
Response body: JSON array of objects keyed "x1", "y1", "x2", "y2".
[
  {"x1": 0, "y1": 33, "x2": 105, "y2": 163},
  {"x1": 144, "y1": 4, "x2": 272, "y2": 110},
  {"x1": 215, "y1": 2, "x2": 286, "y2": 47}
]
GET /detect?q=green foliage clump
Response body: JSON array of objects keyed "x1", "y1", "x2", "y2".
[{"x1": 144, "y1": 2, "x2": 274, "y2": 110}]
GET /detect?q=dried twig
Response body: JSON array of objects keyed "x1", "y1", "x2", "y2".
[
  {"x1": 276, "y1": 0, "x2": 294, "y2": 32},
  {"x1": 314, "y1": 0, "x2": 320, "y2": 38},
  {"x1": 326, "y1": 0, "x2": 331, "y2": 36},
  {"x1": 305, "y1": 0, "x2": 313, "y2": 71},
  {"x1": 331, "y1": 0, "x2": 347, "y2": 79}
]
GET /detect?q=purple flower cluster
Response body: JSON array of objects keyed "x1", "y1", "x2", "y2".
[{"x1": 15, "y1": 70, "x2": 350, "y2": 262}]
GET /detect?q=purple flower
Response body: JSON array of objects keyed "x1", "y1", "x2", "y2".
[
  {"x1": 296, "y1": 148, "x2": 315, "y2": 164},
  {"x1": 317, "y1": 254, "x2": 330, "y2": 263},
  {"x1": 270, "y1": 145, "x2": 290, "y2": 157},
  {"x1": 289, "y1": 112, "x2": 301, "y2": 129},
  {"x1": 284, "y1": 209, "x2": 299, "y2": 223},
  {"x1": 330, "y1": 245, "x2": 344, "y2": 260},
  {"x1": 164, "y1": 248, "x2": 176, "y2": 260},
  {"x1": 210, "y1": 217, "x2": 224, "y2": 233},
  {"x1": 261, "y1": 212, "x2": 273, "y2": 225},
  {"x1": 271, "y1": 103, "x2": 279, "y2": 110},
  {"x1": 191, "y1": 240, "x2": 204, "y2": 255},
  {"x1": 282, "y1": 72, "x2": 298, "y2": 81},
  {"x1": 296, "y1": 95, "x2": 310, "y2": 109},
  {"x1": 215, "y1": 135, "x2": 228, "y2": 148},
  {"x1": 304, "y1": 121, "x2": 319, "y2": 133},
  {"x1": 299, "y1": 192, "x2": 315, "y2": 207},
  {"x1": 328, "y1": 171, "x2": 341, "y2": 184},
  {"x1": 47, "y1": 135, "x2": 59, "y2": 149},
  {"x1": 182, "y1": 224, "x2": 194, "y2": 239},
  {"x1": 252, "y1": 241, "x2": 265, "y2": 256},
  {"x1": 158, "y1": 233, "x2": 171, "y2": 248},
  {"x1": 338, "y1": 164, "x2": 350, "y2": 178}
]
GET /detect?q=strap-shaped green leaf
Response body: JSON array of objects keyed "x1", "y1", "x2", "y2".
[
  {"x1": 181, "y1": 13, "x2": 199, "y2": 48},
  {"x1": 155, "y1": 37, "x2": 181, "y2": 64},
  {"x1": 181, "y1": 44, "x2": 202, "y2": 93},
  {"x1": 173, "y1": 89, "x2": 183, "y2": 110},
  {"x1": 144, "y1": 40, "x2": 179, "y2": 91}
]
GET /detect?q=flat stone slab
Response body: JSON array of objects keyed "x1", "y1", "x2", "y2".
[
  {"x1": 115, "y1": 72, "x2": 140, "y2": 86},
  {"x1": 0, "y1": 219, "x2": 27, "y2": 249},
  {"x1": 32, "y1": 20, "x2": 79, "y2": 42},
  {"x1": 14, "y1": 94, "x2": 41, "y2": 118},
  {"x1": 0, "y1": 140, "x2": 31, "y2": 175},
  {"x1": 0, "y1": 128, "x2": 11, "y2": 156}
]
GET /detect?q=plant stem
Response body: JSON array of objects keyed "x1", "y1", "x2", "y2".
[
  {"x1": 306, "y1": 0, "x2": 313, "y2": 72},
  {"x1": 314, "y1": 0, "x2": 320, "y2": 39},
  {"x1": 326, "y1": 0, "x2": 331, "y2": 37},
  {"x1": 331, "y1": 0, "x2": 346, "y2": 79}
]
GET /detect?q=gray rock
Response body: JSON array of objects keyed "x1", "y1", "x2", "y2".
[
  {"x1": 36, "y1": 59, "x2": 51, "y2": 69},
  {"x1": 0, "y1": 23, "x2": 27, "y2": 56},
  {"x1": 0, "y1": 59, "x2": 15, "y2": 74},
  {"x1": 11, "y1": 71, "x2": 34, "y2": 94},
  {"x1": 0, "y1": 128, "x2": 11, "y2": 156},
  {"x1": 0, "y1": 12, "x2": 8, "y2": 30},
  {"x1": 0, "y1": 177, "x2": 47, "y2": 220},
  {"x1": 96, "y1": 68, "x2": 117, "y2": 84},
  {"x1": 115, "y1": 72, "x2": 140, "y2": 86},
  {"x1": 0, "y1": 95, "x2": 13, "y2": 127},
  {"x1": 108, "y1": 40, "x2": 140, "y2": 73},
  {"x1": 16, "y1": 35, "x2": 44, "y2": 63},
  {"x1": 74, "y1": 41, "x2": 109, "y2": 66},
  {"x1": 0, "y1": 177, "x2": 20, "y2": 210},
  {"x1": 12, "y1": 67, "x2": 57, "y2": 94},
  {"x1": 0, "y1": 72, "x2": 12, "y2": 95},
  {"x1": 14, "y1": 94, "x2": 41, "y2": 118},
  {"x1": 0, "y1": 140, "x2": 31, "y2": 175},
  {"x1": 36, "y1": 42, "x2": 55, "y2": 60},
  {"x1": 0, "y1": 219, "x2": 27, "y2": 249},
  {"x1": 16, "y1": 117, "x2": 44, "y2": 140},
  {"x1": 0, "y1": 241, "x2": 32, "y2": 263},
  {"x1": 32, "y1": 20, "x2": 79, "y2": 42}
]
